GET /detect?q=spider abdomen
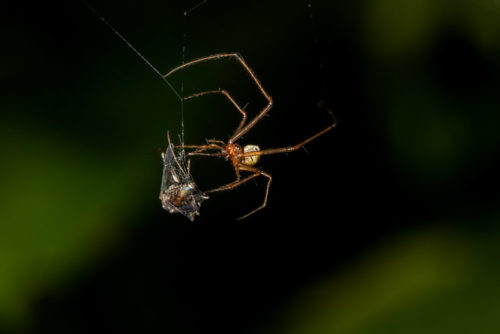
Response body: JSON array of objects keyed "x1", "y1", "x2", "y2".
[{"x1": 242, "y1": 144, "x2": 260, "y2": 166}]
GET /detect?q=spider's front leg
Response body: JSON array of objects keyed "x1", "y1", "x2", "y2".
[
  {"x1": 180, "y1": 144, "x2": 225, "y2": 157},
  {"x1": 204, "y1": 171, "x2": 260, "y2": 194},
  {"x1": 183, "y1": 90, "x2": 248, "y2": 136}
]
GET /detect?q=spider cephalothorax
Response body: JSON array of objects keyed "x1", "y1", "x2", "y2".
[
  {"x1": 224, "y1": 143, "x2": 261, "y2": 166},
  {"x1": 164, "y1": 53, "x2": 336, "y2": 219}
]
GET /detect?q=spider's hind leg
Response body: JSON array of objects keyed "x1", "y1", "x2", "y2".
[{"x1": 235, "y1": 165, "x2": 272, "y2": 220}]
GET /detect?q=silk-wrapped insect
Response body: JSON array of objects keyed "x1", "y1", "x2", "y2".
[{"x1": 159, "y1": 133, "x2": 208, "y2": 221}]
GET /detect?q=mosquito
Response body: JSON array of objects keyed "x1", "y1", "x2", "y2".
[
  {"x1": 164, "y1": 53, "x2": 337, "y2": 220},
  {"x1": 159, "y1": 132, "x2": 208, "y2": 221}
]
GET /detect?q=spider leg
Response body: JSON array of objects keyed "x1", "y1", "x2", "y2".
[
  {"x1": 235, "y1": 165, "x2": 272, "y2": 220},
  {"x1": 177, "y1": 145, "x2": 207, "y2": 149},
  {"x1": 204, "y1": 163, "x2": 271, "y2": 220},
  {"x1": 317, "y1": 100, "x2": 338, "y2": 128},
  {"x1": 207, "y1": 139, "x2": 226, "y2": 145},
  {"x1": 188, "y1": 152, "x2": 225, "y2": 157},
  {"x1": 164, "y1": 53, "x2": 273, "y2": 143},
  {"x1": 238, "y1": 123, "x2": 335, "y2": 158},
  {"x1": 204, "y1": 170, "x2": 260, "y2": 194},
  {"x1": 183, "y1": 90, "x2": 247, "y2": 135},
  {"x1": 179, "y1": 144, "x2": 225, "y2": 154},
  {"x1": 233, "y1": 165, "x2": 241, "y2": 182}
]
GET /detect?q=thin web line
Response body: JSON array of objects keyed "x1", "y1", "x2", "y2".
[
  {"x1": 82, "y1": 0, "x2": 182, "y2": 101},
  {"x1": 179, "y1": 0, "x2": 209, "y2": 145},
  {"x1": 180, "y1": 23, "x2": 187, "y2": 145},
  {"x1": 184, "y1": 0, "x2": 209, "y2": 16}
]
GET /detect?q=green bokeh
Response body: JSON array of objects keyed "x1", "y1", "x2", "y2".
[{"x1": 269, "y1": 223, "x2": 500, "y2": 334}]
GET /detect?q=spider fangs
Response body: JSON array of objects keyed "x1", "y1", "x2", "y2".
[{"x1": 165, "y1": 53, "x2": 336, "y2": 220}]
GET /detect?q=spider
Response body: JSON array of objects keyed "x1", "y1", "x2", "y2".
[
  {"x1": 159, "y1": 132, "x2": 208, "y2": 221},
  {"x1": 164, "y1": 53, "x2": 336, "y2": 220}
]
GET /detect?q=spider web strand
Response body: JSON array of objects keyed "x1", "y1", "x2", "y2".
[{"x1": 82, "y1": 0, "x2": 182, "y2": 101}]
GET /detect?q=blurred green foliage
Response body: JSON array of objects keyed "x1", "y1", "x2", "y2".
[
  {"x1": 0, "y1": 116, "x2": 155, "y2": 325},
  {"x1": 270, "y1": 223, "x2": 500, "y2": 334}
]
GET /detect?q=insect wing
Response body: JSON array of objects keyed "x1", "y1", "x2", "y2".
[
  {"x1": 161, "y1": 140, "x2": 181, "y2": 189},
  {"x1": 159, "y1": 135, "x2": 207, "y2": 221}
]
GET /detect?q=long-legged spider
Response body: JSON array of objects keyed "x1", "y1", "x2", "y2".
[{"x1": 165, "y1": 53, "x2": 336, "y2": 220}]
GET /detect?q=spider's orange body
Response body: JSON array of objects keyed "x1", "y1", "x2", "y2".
[
  {"x1": 225, "y1": 143, "x2": 242, "y2": 164},
  {"x1": 222, "y1": 143, "x2": 261, "y2": 167}
]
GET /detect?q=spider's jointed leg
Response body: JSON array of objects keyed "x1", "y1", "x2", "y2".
[
  {"x1": 184, "y1": 89, "x2": 248, "y2": 135},
  {"x1": 237, "y1": 111, "x2": 337, "y2": 160},
  {"x1": 235, "y1": 165, "x2": 272, "y2": 220},
  {"x1": 181, "y1": 144, "x2": 224, "y2": 156},
  {"x1": 163, "y1": 53, "x2": 274, "y2": 143},
  {"x1": 239, "y1": 126, "x2": 333, "y2": 159},
  {"x1": 204, "y1": 170, "x2": 259, "y2": 194},
  {"x1": 202, "y1": 164, "x2": 272, "y2": 220},
  {"x1": 207, "y1": 139, "x2": 226, "y2": 145}
]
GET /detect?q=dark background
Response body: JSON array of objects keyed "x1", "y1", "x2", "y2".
[{"x1": 1, "y1": 0, "x2": 500, "y2": 333}]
